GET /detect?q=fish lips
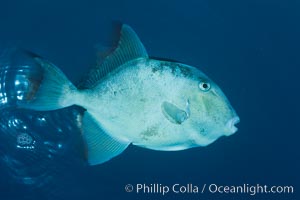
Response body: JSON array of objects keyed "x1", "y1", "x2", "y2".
[{"x1": 225, "y1": 116, "x2": 240, "y2": 136}]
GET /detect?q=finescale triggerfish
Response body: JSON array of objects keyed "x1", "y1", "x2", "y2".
[{"x1": 21, "y1": 25, "x2": 240, "y2": 165}]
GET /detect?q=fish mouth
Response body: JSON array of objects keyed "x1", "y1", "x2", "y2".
[{"x1": 225, "y1": 116, "x2": 240, "y2": 136}]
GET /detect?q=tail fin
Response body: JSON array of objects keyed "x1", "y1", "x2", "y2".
[{"x1": 20, "y1": 55, "x2": 77, "y2": 111}]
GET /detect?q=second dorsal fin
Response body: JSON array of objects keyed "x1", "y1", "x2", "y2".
[{"x1": 78, "y1": 24, "x2": 148, "y2": 89}]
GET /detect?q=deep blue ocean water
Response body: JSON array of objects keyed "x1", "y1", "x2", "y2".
[{"x1": 0, "y1": 0, "x2": 299, "y2": 200}]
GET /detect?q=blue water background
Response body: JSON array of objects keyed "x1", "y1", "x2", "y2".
[{"x1": 0, "y1": 0, "x2": 299, "y2": 199}]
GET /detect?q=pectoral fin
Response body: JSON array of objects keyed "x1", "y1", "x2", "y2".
[{"x1": 161, "y1": 101, "x2": 189, "y2": 124}]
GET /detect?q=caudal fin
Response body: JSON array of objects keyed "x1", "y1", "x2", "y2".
[{"x1": 20, "y1": 54, "x2": 77, "y2": 111}]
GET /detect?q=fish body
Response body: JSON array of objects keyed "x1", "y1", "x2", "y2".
[{"x1": 22, "y1": 25, "x2": 240, "y2": 165}]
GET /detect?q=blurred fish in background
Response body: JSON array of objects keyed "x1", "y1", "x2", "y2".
[{"x1": 0, "y1": 48, "x2": 86, "y2": 200}]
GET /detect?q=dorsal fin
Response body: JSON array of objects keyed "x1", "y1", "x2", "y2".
[{"x1": 78, "y1": 24, "x2": 148, "y2": 89}]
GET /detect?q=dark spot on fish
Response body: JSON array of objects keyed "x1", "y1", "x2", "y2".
[
  {"x1": 168, "y1": 63, "x2": 178, "y2": 75},
  {"x1": 151, "y1": 62, "x2": 164, "y2": 73},
  {"x1": 139, "y1": 98, "x2": 146, "y2": 102},
  {"x1": 150, "y1": 59, "x2": 193, "y2": 78},
  {"x1": 140, "y1": 126, "x2": 159, "y2": 141},
  {"x1": 25, "y1": 77, "x2": 42, "y2": 101},
  {"x1": 113, "y1": 91, "x2": 117, "y2": 96},
  {"x1": 179, "y1": 66, "x2": 192, "y2": 77},
  {"x1": 169, "y1": 63, "x2": 193, "y2": 78},
  {"x1": 152, "y1": 67, "x2": 159, "y2": 73},
  {"x1": 199, "y1": 128, "x2": 208, "y2": 136}
]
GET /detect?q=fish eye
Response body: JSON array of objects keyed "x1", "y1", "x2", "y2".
[{"x1": 198, "y1": 81, "x2": 211, "y2": 91}]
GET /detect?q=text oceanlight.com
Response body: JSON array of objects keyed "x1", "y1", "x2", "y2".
[{"x1": 124, "y1": 183, "x2": 294, "y2": 196}]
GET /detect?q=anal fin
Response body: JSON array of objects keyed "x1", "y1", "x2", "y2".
[{"x1": 82, "y1": 112, "x2": 130, "y2": 165}]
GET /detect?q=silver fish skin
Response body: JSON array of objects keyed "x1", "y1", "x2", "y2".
[{"x1": 21, "y1": 25, "x2": 240, "y2": 165}]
